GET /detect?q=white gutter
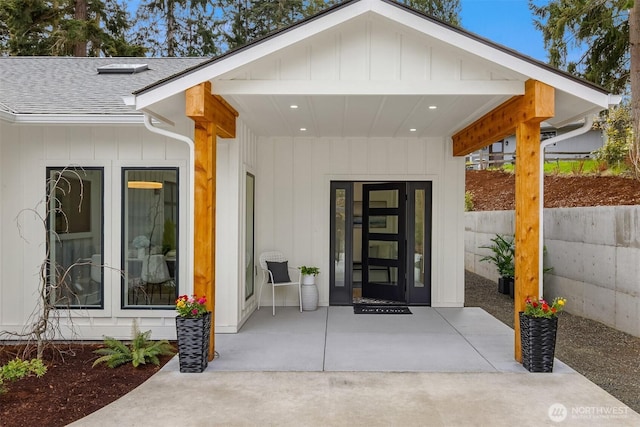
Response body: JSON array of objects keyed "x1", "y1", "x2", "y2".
[
  {"x1": 0, "y1": 111, "x2": 145, "y2": 124},
  {"x1": 538, "y1": 115, "x2": 594, "y2": 297},
  {"x1": 143, "y1": 113, "x2": 195, "y2": 292}
]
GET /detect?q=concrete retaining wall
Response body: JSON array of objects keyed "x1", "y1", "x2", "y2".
[{"x1": 465, "y1": 206, "x2": 640, "y2": 338}]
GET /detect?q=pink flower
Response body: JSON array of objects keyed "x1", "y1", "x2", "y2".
[
  {"x1": 198, "y1": 297, "x2": 207, "y2": 304},
  {"x1": 191, "y1": 308, "x2": 198, "y2": 315}
]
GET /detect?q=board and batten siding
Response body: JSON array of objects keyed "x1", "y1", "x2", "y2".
[
  {"x1": 0, "y1": 120, "x2": 194, "y2": 340},
  {"x1": 255, "y1": 136, "x2": 465, "y2": 310}
]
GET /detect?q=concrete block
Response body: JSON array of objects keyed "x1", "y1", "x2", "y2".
[
  {"x1": 545, "y1": 207, "x2": 616, "y2": 245},
  {"x1": 615, "y1": 246, "x2": 640, "y2": 297},
  {"x1": 580, "y1": 243, "x2": 616, "y2": 290},
  {"x1": 545, "y1": 239, "x2": 583, "y2": 283},
  {"x1": 615, "y1": 292, "x2": 640, "y2": 337},
  {"x1": 464, "y1": 212, "x2": 476, "y2": 232},
  {"x1": 582, "y1": 282, "x2": 616, "y2": 327},
  {"x1": 464, "y1": 251, "x2": 474, "y2": 271},
  {"x1": 615, "y1": 205, "x2": 640, "y2": 249},
  {"x1": 474, "y1": 210, "x2": 514, "y2": 234},
  {"x1": 544, "y1": 275, "x2": 584, "y2": 318}
]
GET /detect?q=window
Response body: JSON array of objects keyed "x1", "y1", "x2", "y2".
[
  {"x1": 245, "y1": 173, "x2": 255, "y2": 300},
  {"x1": 122, "y1": 168, "x2": 179, "y2": 308},
  {"x1": 47, "y1": 167, "x2": 104, "y2": 308}
]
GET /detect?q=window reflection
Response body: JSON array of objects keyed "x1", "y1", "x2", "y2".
[
  {"x1": 47, "y1": 168, "x2": 104, "y2": 308},
  {"x1": 122, "y1": 169, "x2": 178, "y2": 307}
]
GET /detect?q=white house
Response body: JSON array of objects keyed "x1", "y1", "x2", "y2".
[{"x1": 0, "y1": 0, "x2": 616, "y2": 343}]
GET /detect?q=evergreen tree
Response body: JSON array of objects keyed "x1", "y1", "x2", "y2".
[
  {"x1": 0, "y1": 0, "x2": 144, "y2": 56},
  {"x1": 402, "y1": 0, "x2": 460, "y2": 26},
  {"x1": 529, "y1": 0, "x2": 629, "y2": 93},
  {"x1": 531, "y1": 0, "x2": 639, "y2": 179},
  {"x1": 134, "y1": 0, "x2": 222, "y2": 56}
]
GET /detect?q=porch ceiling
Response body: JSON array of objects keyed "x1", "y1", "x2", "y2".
[{"x1": 192, "y1": 93, "x2": 509, "y2": 138}]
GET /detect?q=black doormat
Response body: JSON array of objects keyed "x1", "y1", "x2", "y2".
[{"x1": 354, "y1": 304, "x2": 412, "y2": 314}]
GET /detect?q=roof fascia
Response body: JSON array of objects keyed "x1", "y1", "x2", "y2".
[
  {"x1": 134, "y1": 0, "x2": 370, "y2": 110},
  {"x1": 0, "y1": 112, "x2": 144, "y2": 125},
  {"x1": 375, "y1": 1, "x2": 611, "y2": 108}
]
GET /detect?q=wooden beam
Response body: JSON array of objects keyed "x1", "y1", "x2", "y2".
[
  {"x1": 452, "y1": 80, "x2": 555, "y2": 157},
  {"x1": 185, "y1": 81, "x2": 237, "y2": 362},
  {"x1": 513, "y1": 120, "x2": 542, "y2": 362},
  {"x1": 186, "y1": 81, "x2": 239, "y2": 138}
]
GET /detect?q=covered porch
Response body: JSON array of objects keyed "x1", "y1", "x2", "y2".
[{"x1": 164, "y1": 305, "x2": 570, "y2": 373}]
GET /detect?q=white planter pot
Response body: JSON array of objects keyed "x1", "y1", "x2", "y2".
[
  {"x1": 301, "y1": 282, "x2": 318, "y2": 311},
  {"x1": 302, "y1": 274, "x2": 315, "y2": 285}
]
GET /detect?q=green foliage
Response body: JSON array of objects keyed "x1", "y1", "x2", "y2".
[
  {"x1": 162, "y1": 219, "x2": 176, "y2": 254},
  {"x1": 0, "y1": 358, "x2": 47, "y2": 394},
  {"x1": 480, "y1": 234, "x2": 515, "y2": 279},
  {"x1": 401, "y1": 0, "x2": 461, "y2": 25},
  {"x1": 593, "y1": 105, "x2": 633, "y2": 167},
  {"x1": 529, "y1": 0, "x2": 629, "y2": 93},
  {"x1": 0, "y1": 0, "x2": 144, "y2": 56},
  {"x1": 299, "y1": 266, "x2": 320, "y2": 276},
  {"x1": 93, "y1": 323, "x2": 175, "y2": 369},
  {"x1": 464, "y1": 190, "x2": 474, "y2": 212}
]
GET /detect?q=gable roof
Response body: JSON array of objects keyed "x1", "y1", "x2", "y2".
[
  {"x1": 130, "y1": 0, "x2": 615, "y2": 137},
  {"x1": 134, "y1": 0, "x2": 608, "y2": 98},
  {"x1": 0, "y1": 57, "x2": 208, "y2": 122}
]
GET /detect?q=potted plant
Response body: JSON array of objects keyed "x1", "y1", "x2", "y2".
[
  {"x1": 479, "y1": 234, "x2": 514, "y2": 295},
  {"x1": 175, "y1": 294, "x2": 211, "y2": 373},
  {"x1": 298, "y1": 266, "x2": 320, "y2": 311},
  {"x1": 520, "y1": 296, "x2": 566, "y2": 372}
]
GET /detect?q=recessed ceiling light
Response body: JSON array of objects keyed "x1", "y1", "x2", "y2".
[
  {"x1": 409, "y1": 128, "x2": 417, "y2": 132},
  {"x1": 290, "y1": 105, "x2": 299, "y2": 109},
  {"x1": 428, "y1": 105, "x2": 437, "y2": 110},
  {"x1": 300, "y1": 127, "x2": 307, "y2": 131}
]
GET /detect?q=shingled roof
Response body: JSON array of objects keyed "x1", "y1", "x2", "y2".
[{"x1": 0, "y1": 57, "x2": 208, "y2": 117}]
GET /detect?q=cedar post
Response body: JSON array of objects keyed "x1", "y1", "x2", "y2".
[
  {"x1": 452, "y1": 79, "x2": 553, "y2": 361},
  {"x1": 186, "y1": 81, "x2": 238, "y2": 361}
]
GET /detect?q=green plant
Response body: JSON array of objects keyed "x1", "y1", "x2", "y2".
[
  {"x1": 479, "y1": 234, "x2": 515, "y2": 278},
  {"x1": 464, "y1": 191, "x2": 474, "y2": 212},
  {"x1": 175, "y1": 294, "x2": 208, "y2": 318},
  {"x1": 93, "y1": 323, "x2": 175, "y2": 368},
  {"x1": 0, "y1": 358, "x2": 47, "y2": 394},
  {"x1": 162, "y1": 219, "x2": 176, "y2": 255},
  {"x1": 299, "y1": 266, "x2": 320, "y2": 276},
  {"x1": 524, "y1": 296, "x2": 566, "y2": 318}
]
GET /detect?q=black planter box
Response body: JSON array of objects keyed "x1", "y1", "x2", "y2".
[
  {"x1": 498, "y1": 277, "x2": 513, "y2": 295},
  {"x1": 176, "y1": 311, "x2": 211, "y2": 373},
  {"x1": 519, "y1": 312, "x2": 558, "y2": 372}
]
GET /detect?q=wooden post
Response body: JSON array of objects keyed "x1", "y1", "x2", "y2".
[
  {"x1": 513, "y1": 120, "x2": 541, "y2": 361},
  {"x1": 186, "y1": 82, "x2": 237, "y2": 361},
  {"x1": 452, "y1": 79, "x2": 553, "y2": 361}
]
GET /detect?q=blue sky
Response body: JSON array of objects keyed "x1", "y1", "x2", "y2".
[{"x1": 460, "y1": 0, "x2": 547, "y2": 62}]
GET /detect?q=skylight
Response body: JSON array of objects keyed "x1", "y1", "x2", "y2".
[{"x1": 97, "y1": 64, "x2": 149, "y2": 74}]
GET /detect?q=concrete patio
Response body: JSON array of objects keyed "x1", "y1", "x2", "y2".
[{"x1": 72, "y1": 307, "x2": 640, "y2": 426}]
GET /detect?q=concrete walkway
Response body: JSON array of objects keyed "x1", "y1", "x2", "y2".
[{"x1": 71, "y1": 307, "x2": 640, "y2": 426}]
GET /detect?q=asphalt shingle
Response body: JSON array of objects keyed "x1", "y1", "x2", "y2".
[{"x1": 0, "y1": 57, "x2": 209, "y2": 115}]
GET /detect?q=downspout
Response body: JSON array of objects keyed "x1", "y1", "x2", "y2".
[
  {"x1": 143, "y1": 113, "x2": 195, "y2": 292},
  {"x1": 538, "y1": 115, "x2": 594, "y2": 297}
]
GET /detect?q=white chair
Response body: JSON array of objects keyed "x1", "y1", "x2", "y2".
[
  {"x1": 258, "y1": 251, "x2": 302, "y2": 316},
  {"x1": 141, "y1": 254, "x2": 172, "y2": 304}
]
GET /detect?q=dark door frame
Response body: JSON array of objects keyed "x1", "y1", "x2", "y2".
[{"x1": 329, "y1": 180, "x2": 432, "y2": 306}]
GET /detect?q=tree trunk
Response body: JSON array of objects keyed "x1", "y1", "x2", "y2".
[
  {"x1": 74, "y1": 0, "x2": 88, "y2": 56},
  {"x1": 631, "y1": 1, "x2": 640, "y2": 178}
]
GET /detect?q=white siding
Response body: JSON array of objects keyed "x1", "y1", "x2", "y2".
[
  {"x1": 256, "y1": 136, "x2": 465, "y2": 310},
  {"x1": 223, "y1": 13, "x2": 519, "y2": 85},
  {"x1": 0, "y1": 121, "x2": 193, "y2": 340}
]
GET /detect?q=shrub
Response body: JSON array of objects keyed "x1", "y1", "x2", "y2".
[
  {"x1": 0, "y1": 358, "x2": 47, "y2": 394},
  {"x1": 93, "y1": 322, "x2": 175, "y2": 368},
  {"x1": 592, "y1": 105, "x2": 632, "y2": 167},
  {"x1": 464, "y1": 191, "x2": 474, "y2": 212}
]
